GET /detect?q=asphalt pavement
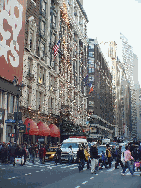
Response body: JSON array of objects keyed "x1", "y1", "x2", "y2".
[{"x1": 0, "y1": 159, "x2": 140, "y2": 188}]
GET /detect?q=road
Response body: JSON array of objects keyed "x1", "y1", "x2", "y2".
[{"x1": 0, "y1": 159, "x2": 140, "y2": 188}]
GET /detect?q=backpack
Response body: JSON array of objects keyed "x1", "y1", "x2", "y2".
[{"x1": 108, "y1": 149, "x2": 112, "y2": 158}]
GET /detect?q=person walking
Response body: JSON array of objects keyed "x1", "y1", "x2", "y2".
[
  {"x1": 121, "y1": 146, "x2": 134, "y2": 176},
  {"x1": 77, "y1": 146, "x2": 85, "y2": 172},
  {"x1": 55, "y1": 145, "x2": 62, "y2": 165},
  {"x1": 90, "y1": 143, "x2": 99, "y2": 174},
  {"x1": 68, "y1": 145, "x2": 74, "y2": 165},
  {"x1": 84, "y1": 146, "x2": 90, "y2": 169},
  {"x1": 115, "y1": 146, "x2": 124, "y2": 169},
  {"x1": 106, "y1": 145, "x2": 112, "y2": 168},
  {"x1": 100, "y1": 151, "x2": 107, "y2": 169},
  {"x1": 111, "y1": 146, "x2": 116, "y2": 161},
  {"x1": 30, "y1": 144, "x2": 36, "y2": 164},
  {"x1": 39, "y1": 145, "x2": 44, "y2": 164}
]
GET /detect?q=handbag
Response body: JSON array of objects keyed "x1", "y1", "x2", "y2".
[{"x1": 15, "y1": 156, "x2": 24, "y2": 164}]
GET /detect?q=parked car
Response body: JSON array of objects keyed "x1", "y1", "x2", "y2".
[{"x1": 45, "y1": 147, "x2": 58, "y2": 161}]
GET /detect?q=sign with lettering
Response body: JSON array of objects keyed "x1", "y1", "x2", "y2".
[{"x1": 0, "y1": 0, "x2": 27, "y2": 83}]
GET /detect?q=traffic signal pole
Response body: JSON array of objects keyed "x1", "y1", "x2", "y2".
[{"x1": 15, "y1": 93, "x2": 19, "y2": 144}]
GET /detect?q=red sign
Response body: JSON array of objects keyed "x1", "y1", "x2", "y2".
[{"x1": 0, "y1": 0, "x2": 27, "y2": 83}]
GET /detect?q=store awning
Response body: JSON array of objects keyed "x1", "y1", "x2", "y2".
[
  {"x1": 24, "y1": 118, "x2": 39, "y2": 135},
  {"x1": 37, "y1": 121, "x2": 50, "y2": 136},
  {"x1": 49, "y1": 124, "x2": 60, "y2": 137}
]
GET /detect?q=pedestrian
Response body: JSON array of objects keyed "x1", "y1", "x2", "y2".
[
  {"x1": 30, "y1": 144, "x2": 36, "y2": 164},
  {"x1": 115, "y1": 146, "x2": 124, "y2": 169},
  {"x1": 55, "y1": 145, "x2": 62, "y2": 165},
  {"x1": 84, "y1": 146, "x2": 90, "y2": 169},
  {"x1": 1, "y1": 144, "x2": 8, "y2": 163},
  {"x1": 111, "y1": 146, "x2": 116, "y2": 161},
  {"x1": 100, "y1": 151, "x2": 107, "y2": 169},
  {"x1": 39, "y1": 145, "x2": 44, "y2": 164},
  {"x1": 90, "y1": 143, "x2": 99, "y2": 174},
  {"x1": 21, "y1": 145, "x2": 27, "y2": 165},
  {"x1": 9, "y1": 143, "x2": 16, "y2": 165},
  {"x1": 68, "y1": 145, "x2": 74, "y2": 165},
  {"x1": 77, "y1": 146, "x2": 85, "y2": 172},
  {"x1": 121, "y1": 146, "x2": 134, "y2": 176},
  {"x1": 106, "y1": 144, "x2": 112, "y2": 168}
]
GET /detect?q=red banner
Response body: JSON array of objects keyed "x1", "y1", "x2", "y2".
[{"x1": 0, "y1": 0, "x2": 27, "y2": 83}]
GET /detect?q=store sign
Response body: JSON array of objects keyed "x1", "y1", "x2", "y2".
[
  {"x1": 19, "y1": 124, "x2": 26, "y2": 133},
  {"x1": 0, "y1": 0, "x2": 27, "y2": 83}
]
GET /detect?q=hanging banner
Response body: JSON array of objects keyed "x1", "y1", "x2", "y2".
[{"x1": 0, "y1": 0, "x2": 27, "y2": 83}]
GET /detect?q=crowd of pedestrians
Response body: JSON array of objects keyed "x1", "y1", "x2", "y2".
[
  {"x1": 0, "y1": 141, "x2": 141, "y2": 177},
  {"x1": 0, "y1": 142, "x2": 53, "y2": 166}
]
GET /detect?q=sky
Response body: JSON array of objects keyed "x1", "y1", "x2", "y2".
[{"x1": 83, "y1": 0, "x2": 141, "y2": 86}]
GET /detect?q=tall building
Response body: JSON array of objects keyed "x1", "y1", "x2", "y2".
[
  {"x1": 0, "y1": 0, "x2": 27, "y2": 143},
  {"x1": 87, "y1": 39, "x2": 114, "y2": 140},
  {"x1": 20, "y1": 0, "x2": 89, "y2": 143}
]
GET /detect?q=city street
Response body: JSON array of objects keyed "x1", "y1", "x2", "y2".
[{"x1": 0, "y1": 159, "x2": 141, "y2": 188}]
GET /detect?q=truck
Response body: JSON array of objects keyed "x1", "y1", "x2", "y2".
[{"x1": 61, "y1": 137, "x2": 88, "y2": 162}]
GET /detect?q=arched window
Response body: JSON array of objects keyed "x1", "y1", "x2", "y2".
[{"x1": 28, "y1": 16, "x2": 37, "y2": 54}]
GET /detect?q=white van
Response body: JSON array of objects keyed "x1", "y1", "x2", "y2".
[{"x1": 61, "y1": 138, "x2": 87, "y2": 162}]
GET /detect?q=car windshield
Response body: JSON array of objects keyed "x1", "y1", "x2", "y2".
[
  {"x1": 61, "y1": 143, "x2": 79, "y2": 149},
  {"x1": 97, "y1": 146, "x2": 106, "y2": 155}
]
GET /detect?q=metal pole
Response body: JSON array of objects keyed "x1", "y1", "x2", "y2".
[{"x1": 15, "y1": 93, "x2": 19, "y2": 144}]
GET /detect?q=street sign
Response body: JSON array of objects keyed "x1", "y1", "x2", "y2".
[
  {"x1": 19, "y1": 124, "x2": 26, "y2": 133},
  {"x1": 5, "y1": 119, "x2": 16, "y2": 123},
  {"x1": 38, "y1": 139, "x2": 44, "y2": 142}
]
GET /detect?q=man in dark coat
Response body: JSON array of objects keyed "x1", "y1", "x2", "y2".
[
  {"x1": 90, "y1": 144, "x2": 99, "y2": 174},
  {"x1": 55, "y1": 145, "x2": 62, "y2": 165},
  {"x1": 77, "y1": 146, "x2": 85, "y2": 172},
  {"x1": 115, "y1": 146, "x2": 124, "y2": 169},
  {"x1": 9, "y1": 143, "x2": 16, "y2": 165}
]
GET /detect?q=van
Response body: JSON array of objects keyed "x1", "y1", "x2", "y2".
[{"x1": 61, "y1": 138, "x2": 87, "y2": 162}]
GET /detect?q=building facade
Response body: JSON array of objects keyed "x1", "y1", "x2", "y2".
[
  {"x1": 20, "y1": 0, "x2": 88, "y2": 143},
  {"x1": 87, "y1": 39, "x2": 114, "y2": 140}
]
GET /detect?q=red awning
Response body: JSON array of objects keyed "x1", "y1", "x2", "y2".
[
  {"x1": 37, "y1": 121, "x2": 50, "y2": 136},
  {"x1": 49, "y1": 124, "x2": 60, "y2": 137},
  {"x1": 24, "y1": 118, "x2": 39, "y2": 135}
]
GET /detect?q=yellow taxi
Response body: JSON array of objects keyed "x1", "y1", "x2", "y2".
[{"x1": 45, "y1": 147, "x2": 58, "y2": 161}]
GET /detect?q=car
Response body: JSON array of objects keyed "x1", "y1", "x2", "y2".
[{"x1": 45, "y1": 147, "x2": 58, "y2": 161}]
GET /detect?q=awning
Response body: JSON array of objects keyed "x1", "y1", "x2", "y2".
[
  {"x1": 24, "y1": 118, "x2": 39, "y2": 135},
  {"x1": 49, "y1": 124, "x2": 60, "y2": 137},
  {"x1": 37, "y1": 121, "x2": 50, "y2": 136}
]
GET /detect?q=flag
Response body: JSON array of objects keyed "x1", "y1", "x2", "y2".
[
  {"x1": 53, "y1": 40, "x2": 60, "y2": 57},
  {"x1": 89, "y1": 84, "x2": 93, "y2": 94}
]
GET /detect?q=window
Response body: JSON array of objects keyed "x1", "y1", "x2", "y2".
[
  {"x1": 28, "y1": 17, "x2": 36, "y2": 53},
  {"x1": 10, "y1": 95, "x2": 14, "y2": 113},
  {"x1": 89, "y1": 101, "x2": 94, "y2": 106},
  {"x1": 89, "y1": 52, "x2": 94, "y2": 57},
  {"x1": 40, "y1": 42, "x2": 45, "y2": 58},
  {"x1": 41, "y1": 0, "x2": 46, "y2": 14},
  {"x1": 89, "y1": 76, "x2": 94, "y2": 81},
  {"x1": 40, "y1": 20, "x2": 45, "y2": 36}
]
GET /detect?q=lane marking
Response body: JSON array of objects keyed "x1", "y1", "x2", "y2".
[
  {"x1": 25, "y1": 174, "x2": 28, "y2": 176},
  {"x1": 36, "y1": 171, "x2": 40, "y2": 172},
  {"x1": 1, "y1": 168, "x2": 5, "y2": 170},
  {"x1": 82, "y1": 181, "x2": 88, "y2": 184},
  {"x1": 11, "y1": 177, "x2": 16, "y2": 179},
  {"x1": 41, "y1": 170, "x2": 44, "y2": 171},
  {"x1": 8, "y1": 178, "x2": 12, "y2": 180},
  {"x1": 75, "y1": 186, "x2": 80, "y2": 188},
  {"x1": 90, "y1": 177, "x2": 94, "y2": 179},
  {"x1": 28, "y1": 173, "x2": 31, "y2": 175}
]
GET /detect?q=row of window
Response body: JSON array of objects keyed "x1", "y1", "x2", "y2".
[{"x1": 0, "y1": 91, "x2": 17, "y2": 113}]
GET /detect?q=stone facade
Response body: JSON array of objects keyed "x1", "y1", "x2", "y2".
[{"x1": 21, "y1": 0, "x2": 88, "y2": 132}]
